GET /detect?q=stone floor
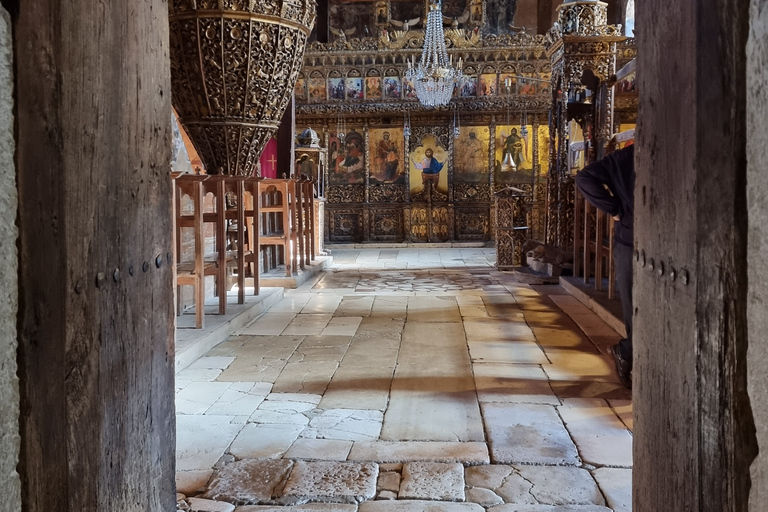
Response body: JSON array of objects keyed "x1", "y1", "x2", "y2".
[{"x1": 176, "y1": 248, "x2": 632, "y2": 512}]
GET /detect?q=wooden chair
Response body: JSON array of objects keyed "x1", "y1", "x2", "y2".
[
  {"x1": 300, "y1": 175, "x2": 316, "y2": 263},
  {"x1": 242, "y1": 176, "x2": 262, "y2": 296},
  {"x1": 258, "y1": 179, "x2": 297, "y2": 277},
  {"x1": 174, "y1": 174, "x2": 214, "y2": 329}
]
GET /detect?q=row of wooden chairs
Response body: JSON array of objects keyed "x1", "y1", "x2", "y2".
[{"x1": 172, "y1": 173, "x2": 316, "y2": 329}]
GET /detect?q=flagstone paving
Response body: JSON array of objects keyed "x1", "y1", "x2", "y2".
[{"x1": 176, "y1": 248, "x2": 632, "y2": 512}]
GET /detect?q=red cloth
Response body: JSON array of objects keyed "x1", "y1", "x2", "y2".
[{"x1": 259, "y1": 138, "x2": 278, "y2": 178}]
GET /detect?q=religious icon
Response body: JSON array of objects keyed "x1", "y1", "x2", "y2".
[
  {"x1": 308, "y1": 78, "x2": 327, "y2": 101},
  {"x1": 403, "y1": 77, "x2": 417, "y2": 99},
  {"x1": 329, "y1": 78, "x2": 346, "y2": 100},
  {"x1": 346, "y1": 78, "x2": 364, "y2": 100},
  {"x1": 499, "y1": 74, "x2": 516, "y2": 95},
  {"x1": 518, "y1": 77, "x2": 536, "y2": 95},
  {"x1": 330, "y1": 129, "x2": 365, "y2": 185},
  {"x1": 365, "y1": 77, "x2": 383, "y2": 99},
  {"x1": 376, "y1": 1, "x2": 388, "y2": 24},
  {"x1": 409, "y1": 135, "x2": 448, "y2": 194},
  {"x1": 370, "y1": 128, "x2": 404, "y2": 184},
  {"x1": 454, "y1": 126, "x2": 489, "y2": 183},
  {"x1": 295, "y1": 153, "x2": 317, "y2": 180},
  {"x1": 478, "y1": 74, "x2": 497, "y2": 96},
  {"x1": 495, "y1": 124, "x2": 534, "y2": 184},
  {"x1": 383, "y1": 77, "x2": 402, "y2": 99},
  {"x1": 294, "y1": 78, "x2": 307, "y2": 100},
  {"x1": 461, "y1": 76, "x2": 477, "y2": 97}
]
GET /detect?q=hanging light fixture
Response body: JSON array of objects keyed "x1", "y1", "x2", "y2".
[
  {"x1": 403, "y1": 109, "x2": 412, "y2": 138},
  {"x1": 336, "y1": 109, "x2": 346, "y2": 144},
  {"x1": 406, "y1": 0, "x2": 464, "y2": 108},
  {"x1": 453, "y1": 106, "x2": 461, "y2": 139}
]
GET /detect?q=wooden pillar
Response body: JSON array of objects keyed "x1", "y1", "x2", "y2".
[
  {"x1": 537, "y1": 0, "x2": 553, "y2": 34},
  {"x1": 634, "y1": 0, "x2": 756, "y2": 511},
  {"x1": 315, "y1": 0, "x2": 330, "y2": 44},
  {"x1": 14, "y1": 1, "x2": 176, "y2": 511},
  {"x1": 277, "y1": 94, "x2": 296, "y2": 178},
  {"x1": 747, "y1": 1, "x2": 768, "y2": 509}
]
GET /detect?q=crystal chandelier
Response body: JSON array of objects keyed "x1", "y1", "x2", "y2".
[{"x1": 406, "y1": 0, "x2": 464, "y2": 107}]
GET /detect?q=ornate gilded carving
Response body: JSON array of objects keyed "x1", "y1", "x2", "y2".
[
  {"x1": 454, "y1": 182, "x2": 491, "y2": 202},
  {"x1": 169, "y1": 0, "x2": 316, "y2": 175},
  {"x1": 370, "y1": 208, "x2": 403, "y2": 241},
  {"x1": 455, "y1": 208, "x2": 490, "y2": 240},
  {"x1": 327, "y1": 209, "x2": 363, "y2": 242},
  {"x1": 326, "y1": 184, "x2": 366, "y2": 204},
  {"x1": 368, "y1": 184, "x2": 407, "y2": 203}
]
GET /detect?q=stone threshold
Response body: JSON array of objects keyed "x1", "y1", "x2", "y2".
[{"x1": 559, "y1": 276, "x2": 627, "y2": 338}]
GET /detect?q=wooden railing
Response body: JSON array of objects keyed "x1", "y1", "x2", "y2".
[{"x1": 573, "y1": 188, "x2": 616, "y2": 299}]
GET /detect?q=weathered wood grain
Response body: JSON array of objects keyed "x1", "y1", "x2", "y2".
[
  {"x1": 15, "y1": 1, "x2": 176, "y2": 511},
  {"x1": 635, "y1": 1, "x2": 757, "y2": 511}
]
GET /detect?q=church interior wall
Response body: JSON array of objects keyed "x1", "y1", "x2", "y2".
[
  {"x1": 514, "y1": 0, "x2": 539, "y2": 32},
  {"x1": 747, "y1": 0, "x2": 768, "y2": 508},
  {"x1": 0, "y1": 5, "x2": 20, "y2": 511}
]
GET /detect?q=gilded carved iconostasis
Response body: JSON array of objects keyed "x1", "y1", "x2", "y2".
[{"x1": 290, "y1": 0, "x2": 634, "y2": 244}]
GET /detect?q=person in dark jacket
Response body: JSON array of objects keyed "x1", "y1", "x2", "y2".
[{"x1": 574, "y1": 144, "x2": 635, "y2": 388}]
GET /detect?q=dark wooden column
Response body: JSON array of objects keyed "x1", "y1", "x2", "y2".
[
  {"x1": 315, "y1": 0, "x2": 330, "y2": 43},
  {"x1": 15, "y1": 1, "x2": 176, "y2": 511},
  {"x1": 634, "y1": 1, "x2": 756, "y2": 511},
  {"x1": 537, "y1": 0, "x2": 553, "y2": 34},
  {"x1": 277, "y1": 94, "x2": 296, "y2": 178}
]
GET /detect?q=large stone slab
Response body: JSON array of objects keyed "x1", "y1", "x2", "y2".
[
  {"x1": 177, "y1": 415, "x2": 244, "y2": 471},
  {"x1": 240, "y1": 313, "x2": 297, "y2": 336},
  {"x1": 270, "y1": 361, "x2": 340, "y2": 395},
  {"x1": 203, "y1": 459, "x2": 294, "y2": 505},
  {"x1": 359, "y1": 501, "x2": 485, "y2": 512},
  {"x1": 281, "y1": 461, "x2": 378, "y2": 503},
  {"x1": 515, "y1": 466, "x2": 604, "y2": 506},
  {"x1": 370, "y1": 296, "x2": 409, "y2": 318},
  {"x1": 322, "y1": 317, "x2": 364, "y2": 336},
  {"x1": 557, "y1": 398, "x2": 633, "y2": 467},
  {"x1": 319, "y1": 363, "x2": 395, "y2": 411},
  {"x1": 473, "y1": 363, "x2": 559, "y2": 405},
  {"x1": 464, "y1": 465, "x2": 514, "y2": 489},
  {"x1": 188, "y1": 497, "x2": 236, "y2": 512},
  {"x1": 235, "y1": 505, "x2": 357, "y2": 512},
  {"x1": 591, "y1": 468, "x2": 631, "y2": 512},
  {"x1": 463, "y1": 318, "x2": 536, "y2": 343},
  {"x1": 488, "y1": 506, "x2": 612, "y2": 512},
  {"x1": 335, "y1": 296, "x2": 375, "y2": 317},
  {"x1": 177, "y1": 470, "x2": 214, "y2": 495},
  {"x1": 283, "y1": 314, "x2": 335, "y2": 336},
  {"x1": 348, "y1": 442, "x2": 489, "y2": 464},
  {"x1": 482, "y1": 403, "x2": 580, "y2": 465},
  {"x1": 302, "y1": 409, "x2": 383, "y2": 441},
  {"x1": 399, "y1": 462, "x2": 465, "y2": 501},
  {"x1": 465, "y1": 488, "x2": 504, "y2": 507},
  {"x1": 406, "y1": 296, "x2": 462, "y2": 323},
  {"x1": 206, "y1": 385, "x2": 268, "y2": 416},
  {"x1": 229, "y1": 424, "x2": 304, "y2": 459},
  {"x1": 382, "y1": 322, "x2": 483, "y2": 442},
  {"x1": 283, "y1": 439, "x2": 353, "y2": 461},
  {"x1": 177, "y1": 382, "x2": 234, "y2": 415},
  {"x1": 607, "y1": 399, "x2": 633, "y2": 431},
  {"x1": 302, "y1": 295, "x2": 344, "y2": 314}
]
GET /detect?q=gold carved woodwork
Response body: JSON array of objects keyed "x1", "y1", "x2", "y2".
[{"x1": 168, "y1": 0, "x2": 316, "y2": 175}]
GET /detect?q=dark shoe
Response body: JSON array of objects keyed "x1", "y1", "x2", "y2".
[{"x1": 612, "y1": 344, "x2": 633, "y2": 389}]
